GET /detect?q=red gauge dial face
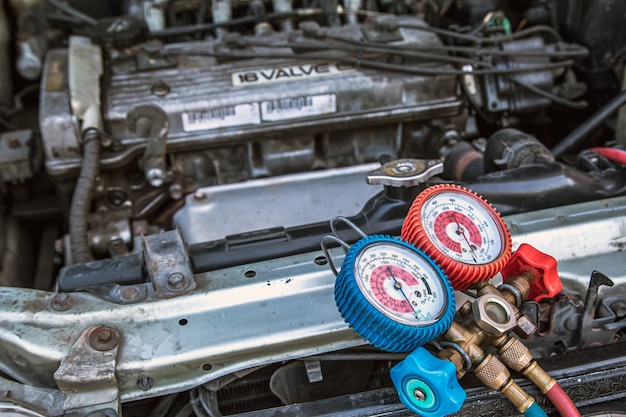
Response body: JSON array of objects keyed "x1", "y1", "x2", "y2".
[
  {"x1": 401, "y1": 185, "x2": 512, "y2": 289},
  {"x1": 354, "y1": 242, "x2": 447, "y2": 326},
  {"x1": 433, "y1": 211, "x2": 482, "y2": 256},
  {"x1": 421, "y1": 191, "x2": 505, "y2": 265}
]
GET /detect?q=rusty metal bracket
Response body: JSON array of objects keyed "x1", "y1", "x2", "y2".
[
  {"x1": 53, "y1": 325, "x2": 121, "y2": 415},
  {"x1": 142, "y1": 228, "x2": 196, "y2": 298}
]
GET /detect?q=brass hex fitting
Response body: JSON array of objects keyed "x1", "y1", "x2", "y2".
[
  {"x1": 471, "y1": 294, "x2": 518, "y2": 336},
  {"x1": 513, "y1": 314, "x2": 537, "y2": 339},
  {"x1": 438, "y1": 347, "x2": 467, "y2": 379},
  {"x1": 504, "y1": 272, "x2": 532, "y2": 302},
  {"x1": 474, "y1": 354, "x2": 534, "y2": 413},
  {"x1": 522, "y1": 361, "x2": 556, "y2": 394},
  {"x1": 497, "y1": 337, "x2": 556, "y2": 394},
  {"x1": 499, "y1": 379, "x2": 535, "y2": 413}
]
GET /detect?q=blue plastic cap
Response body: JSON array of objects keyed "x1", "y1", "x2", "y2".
[{"x1": 391, "y1": 347, "x2": 466, "y2": 417}]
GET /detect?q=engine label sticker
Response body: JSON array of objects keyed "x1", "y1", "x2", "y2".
[
  {"x1": 181, "y1": 103, "x2": 261, "y2": 131},
  {"x1": 231, "y1": 62, "x2": 355, "y2": 86},
  {"x1": 261, "y1": 94, "x2": 337, "y2": 122}
]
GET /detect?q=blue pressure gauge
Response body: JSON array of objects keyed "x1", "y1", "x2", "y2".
[{"x1": 334, "y1": 235, "x2": 456, "y2": 352}]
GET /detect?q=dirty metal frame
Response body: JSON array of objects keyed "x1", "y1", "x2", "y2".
[{"x1": 1, "y1": 196, "x2": 626, "y2": 414}]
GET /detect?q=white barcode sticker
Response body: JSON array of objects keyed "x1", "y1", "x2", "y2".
[
  {"x1": 182, "y1": 103, "x2": 261, "y2": 132},
  {"x1": 261, "y1": 94, "x2": 337, "y2": 122}
]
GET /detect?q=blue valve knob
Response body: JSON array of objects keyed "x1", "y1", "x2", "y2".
[{"x1": 391, "y1": 347, "x2": 466, "y2": 417}]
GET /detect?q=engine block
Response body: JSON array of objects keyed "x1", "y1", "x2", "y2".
[{"x1": 40, "y1": 16, "x2": 464, "y2": 183}]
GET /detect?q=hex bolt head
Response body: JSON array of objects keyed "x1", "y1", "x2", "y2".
[
  {"x1": 88, "y1": 326, "x2": 120, "y2": 351},
  {"x1": 193, "y1": 191, "x2": 207, "y2": 201},
  {"x1": 472, "y1": 295, "x2": 517, "y2": 336},
  {"x1": 51, "y1": 293, "x2": 73, "y2": 311},
  {"x1": 122, "y1": 286, "x2": 140, "y2": 301},
  {"x1": 167, "y1": 272, "x2": 187, "y2": 290},
  {"x1": 146, "y1": 168, "x2": 165, "y2": 187}
]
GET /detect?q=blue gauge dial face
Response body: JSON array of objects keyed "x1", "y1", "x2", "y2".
[{"x1": 354, "y1": 242, "x2": 448, "y2": 326}]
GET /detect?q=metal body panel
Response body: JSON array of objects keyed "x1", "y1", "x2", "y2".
[{"x1": 173, "y1": 163, "x2": 383, "y2": 243}]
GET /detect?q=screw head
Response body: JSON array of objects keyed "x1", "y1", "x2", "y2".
[
  {"x1": 89, "y1": 326, "x2": 120, "y2": 351},
  {"x1": 167, "y1": 272, "x2": 186, "y2": 289},
  {"x1": 137, "y1": 375, "x2": 154, "y2": 391},
  {"x1": 413, "y1": 388, "x2": 427, "y2": 401}
]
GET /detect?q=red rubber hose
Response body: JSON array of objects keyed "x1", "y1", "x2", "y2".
[
  {"x1": 592, "y1": 147, "x2": 626, "y2": 165},
  {"x1": 545, "y1": 384, "x2": 581, "y2": 417}
]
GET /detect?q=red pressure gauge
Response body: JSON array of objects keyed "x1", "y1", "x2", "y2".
[{"x1": 401, "y1": 184, "x2": 512, "y2": 289}]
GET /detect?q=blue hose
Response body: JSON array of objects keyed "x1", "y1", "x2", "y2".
[{"x1": 524, "y1": 402, "x2": 548, "y2": 417}]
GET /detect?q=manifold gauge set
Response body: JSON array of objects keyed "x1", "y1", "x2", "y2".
[{"x1": 321, "y1": 184, "x2": 568, "y2": 417}]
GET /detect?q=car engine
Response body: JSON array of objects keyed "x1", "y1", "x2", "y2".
[{"x1": 1, "y1": 0, "x2": 626, "y2": 416}]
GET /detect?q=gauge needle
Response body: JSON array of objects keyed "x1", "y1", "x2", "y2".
[
  {"x1": 386, "y1": 266, "x2": 419, "y2": 316},
  {"x1": 451, "y1": 213, "x2": 478, "y2": 263}
]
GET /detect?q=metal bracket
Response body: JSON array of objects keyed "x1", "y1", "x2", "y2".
[
  {"x1": 53, "y1": 325, "x2": 121, "y2": 415},
  {"x1": 127, "y1": 104, "x2": 170, "y2": 187},
  {"x1": 142, "y1": 228, "x2": 196, "y2": 298}
]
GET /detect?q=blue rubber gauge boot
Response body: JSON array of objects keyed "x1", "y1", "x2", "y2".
[{"x1": 334, "y1": 235, "x2": 456, "y2": 352}]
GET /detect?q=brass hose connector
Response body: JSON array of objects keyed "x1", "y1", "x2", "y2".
[
  {"x1": 497, "y1": 336, "x2": 556, "y2": 394},
  {"x1": 474, "y1": 353, "x2": 535, "y2": 413}
]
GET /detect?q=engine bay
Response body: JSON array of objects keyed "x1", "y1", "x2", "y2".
[{"x1": 1, "y1": 0, "x2": 626, "y2": 416}]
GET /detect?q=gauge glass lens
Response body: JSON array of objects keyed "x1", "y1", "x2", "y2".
[
  {"x1": 421, "y1": 191, "x2": 505, "y2": 265},
  {"x1": 354, "y1": 242, "x2": 447, "y2": 327}
]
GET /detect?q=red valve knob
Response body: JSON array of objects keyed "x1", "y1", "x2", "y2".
[{"x1": 500, "y1": 243, "x2": 562, "y2": 302}]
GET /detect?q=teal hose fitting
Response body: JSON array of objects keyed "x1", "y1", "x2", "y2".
[{"x1": 524, "y1": 402, "x2": 549, "y2": 417}]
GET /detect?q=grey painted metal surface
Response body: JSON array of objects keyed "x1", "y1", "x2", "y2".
[{"x1": 173, "y1": 163, "x2": 383, "y2": 243}]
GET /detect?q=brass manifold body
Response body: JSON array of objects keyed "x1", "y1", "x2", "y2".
[{"x1": 436, "y1": 272, "x2": 556, "y2": 413}]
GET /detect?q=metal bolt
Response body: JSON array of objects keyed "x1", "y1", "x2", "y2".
[
  {"x1": 122, "y1": 286, "x2": 140, "y2": 301},
  {"x1": 193, "y1": 190, "x2": 207, "y2": 201},
  {"x1": 169, "y1": 183, "x2": 183, "y2": 200},
  {"x1": 150, "y1": 80, "x2": 171, "y2": 97},
  {"x1": 413, "y1": 388, "x2": 426, "y2": 401},
  {"x1": 51, "y1": 293, "x2": 73, "y2": 311},
  {"x1": 88, "y1": 326, "x2": 120, "y2": 351},
  {"x1": 137, "y1": 375, "x2": 154, "y2": 391},
  {"x1": 146, "y1": 168, "x2": 165, "y2": 187},
  {"x1": 167, "y1": 272, "x2": 186, "y2": 289},
  {"x1": 107, "y1": 189, "x2": 127, "y2": 206}
]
